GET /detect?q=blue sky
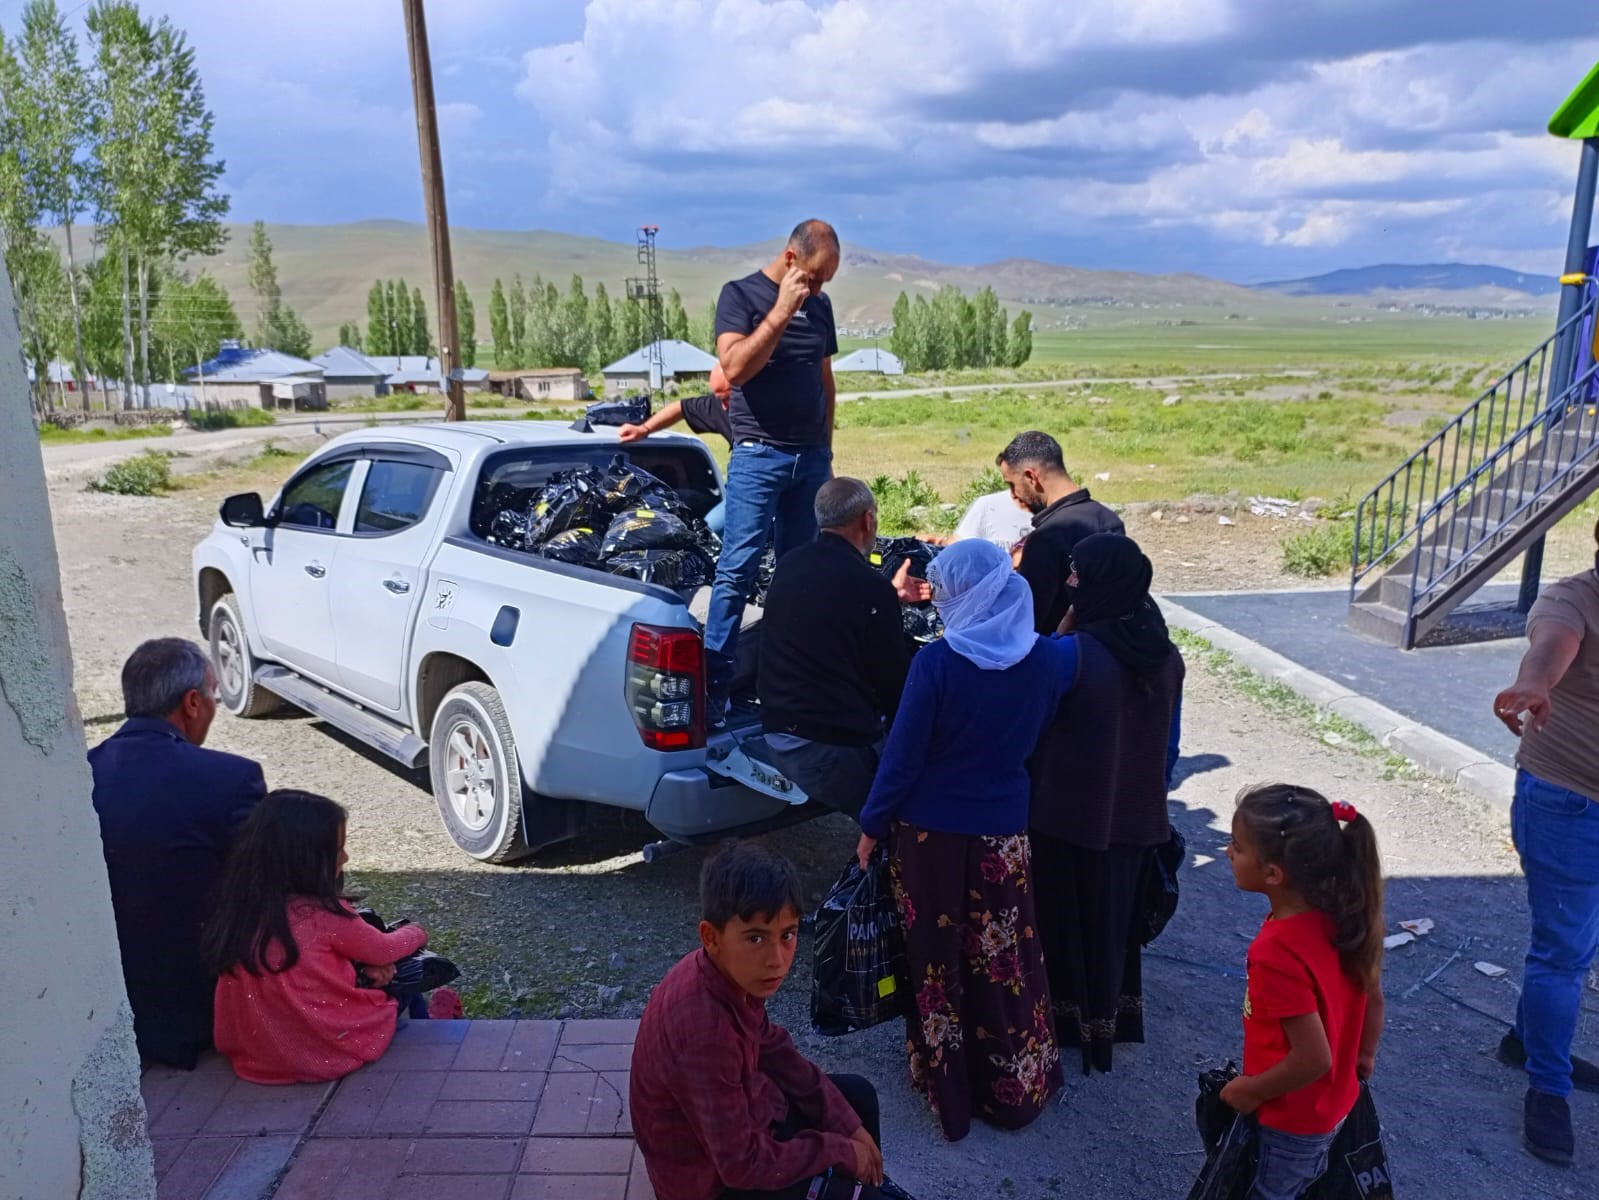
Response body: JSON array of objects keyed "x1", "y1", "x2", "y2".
[{"x1": 24, "y1": 0, "x2": 1599, "y2": 281}]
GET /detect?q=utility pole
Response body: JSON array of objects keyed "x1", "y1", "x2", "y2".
[{"x1": 402, "y1": 0, "x2": 465, "y2": 421}]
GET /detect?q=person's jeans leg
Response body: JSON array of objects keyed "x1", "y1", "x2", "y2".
[
  {"x1": 771, "y1": 445, "x2": 833, "y2": 562},
  {"x1": 716, "y1": 1075, "x2": 884, "y2": 1200},
  {"x1": 1250, "y1": 1124, "x2": 1337, "y2": 1200},
  {"x1": 706, "y1": 444, "x2": 789, "y2": 707},
  {"x1": 768, "y1": 742, "x2": 881, "y2": 821},
  {"x1": 1510, "y1": 768, "x2": 1599, "y2": 1099},
  {"x1": 826, "y1": 1073, "x2": 882, "y2": 1149}
]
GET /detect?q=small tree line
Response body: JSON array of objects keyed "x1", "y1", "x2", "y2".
[
  {"x1": 0, "y1": 0, "x2": 229, "y2": 409},
  {"x1": 888, "y1": 286, "x2": 1033, "y2": 371}
]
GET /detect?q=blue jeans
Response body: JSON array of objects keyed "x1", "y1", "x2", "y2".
[
  {"x1": 1511, "y1": 767, "x2": 1599, "y2": 1098},
  {"x1": 1251, "y1": 1123, "x2": 1338, "y2": 1200},
  {"x1": 704, "y1": 442, "x2": 832, "y2": 705}
]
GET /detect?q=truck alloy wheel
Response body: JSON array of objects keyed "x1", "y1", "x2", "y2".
[
  {"x1": 427, "y1": 682, "x2": 531, "y2": 863},
  {"x1": 209, "y1": 594, "x2": 280, "y2": 717}
]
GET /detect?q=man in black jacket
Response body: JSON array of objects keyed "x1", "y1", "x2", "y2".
[
  {"x1": 90, "y1": 638, "x2": 267, "y2": 1068},
  {"x1": 759, "y1": 478, "x2": 929, "y2": 820},
  {"x1": 998, "y1": 430, "x2": 1124, "y2": 634}
]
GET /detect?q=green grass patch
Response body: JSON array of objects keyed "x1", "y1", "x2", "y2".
[
  {"x1": 188, "y1": 407, "x2": 277, "y2": 431},
  {"x1": 37, "y1": 422, "x2": 170, "y2": 445},
  {"x1": 1281, "y1": 520, "x2": 1355, "y2": 578},
  {"x1": 871, "y1": 470, "x2": 959, "y2": 535},
  {"x1": 89, "y1": 451, "x2": 174, "y2": 496}
]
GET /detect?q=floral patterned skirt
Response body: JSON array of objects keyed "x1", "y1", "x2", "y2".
[{"x1": 889, "y1": 823, "x2": 1062, "y2": 1142}]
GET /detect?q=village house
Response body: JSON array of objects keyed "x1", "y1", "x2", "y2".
[
  {"x1": 601, "y1": 338, "x2": 718, "y2": 393},
  {"x1": 184, "y1": 342, "x2": 327, "y2": 410},
  {"x1": 312, "y1": 346, "x2": 390, "y2": 399},
  {"x1": 833, "y1": 347, "x2": 905, "y2": 375},
  {"x1": 487, "y1": 367, "x2": 590, "y2": 402}
]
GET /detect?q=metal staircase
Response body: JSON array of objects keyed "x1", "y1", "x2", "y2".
[{"x1": 1347, "y1": 291, "x2": 1599, "y2": 648}]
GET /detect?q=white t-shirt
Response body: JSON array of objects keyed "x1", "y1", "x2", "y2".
[{"x1": 952, "y1": 491, "x2": 1034, "y2": 550}]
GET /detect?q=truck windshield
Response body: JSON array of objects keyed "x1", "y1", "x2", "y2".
[{"x1": 469, "y1": 442, "x2": 722, "y2": 539}]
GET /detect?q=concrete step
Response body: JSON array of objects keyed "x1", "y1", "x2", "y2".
[{"x1": 1347, "y1": 598, "x2": 1409, "y2": 647}]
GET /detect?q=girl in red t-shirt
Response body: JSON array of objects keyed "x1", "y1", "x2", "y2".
[
  {"x1": 1221, "y1": 784, "x2": 1386, "y2": 1200},
  {"x1": 202, "y1": 790, "x2": 428, "y2": 1084}
]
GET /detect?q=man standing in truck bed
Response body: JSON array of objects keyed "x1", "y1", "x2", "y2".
[{"x1": 704, "y1": 219, "x2": 841, "y2": 724}]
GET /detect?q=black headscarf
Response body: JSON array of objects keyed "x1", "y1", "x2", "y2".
[{"x1": 1069, "y1": 532, "x2": 1175, "y2": 686}]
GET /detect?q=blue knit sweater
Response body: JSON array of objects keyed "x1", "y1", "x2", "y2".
[{"x1": 859, "y1": 635, "x2": 1079, "y2": 840}]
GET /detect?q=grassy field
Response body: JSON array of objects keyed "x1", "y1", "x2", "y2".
[{"x1": 37, "y1": 423, "x2": 172, "y2": 446}]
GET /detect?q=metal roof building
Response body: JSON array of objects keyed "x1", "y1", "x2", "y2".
[
  {"x1": 833, "y1": 348, "x2": 905, "y2": 375},
  {"x1": 601, "y1": 339, "x2": 718, "y2": 390}
]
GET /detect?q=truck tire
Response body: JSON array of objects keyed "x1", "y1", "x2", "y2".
[
  {"x1": 210, "y1": 594, "x2": 281, "y2": 717},
  {"x1": 429, "y1": 682, "x2": 532, "y2": 863}
]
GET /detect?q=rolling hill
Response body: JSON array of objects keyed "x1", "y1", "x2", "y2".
[{"x1": 48, "y1": 222, "x2": 1560, "y2": 348}]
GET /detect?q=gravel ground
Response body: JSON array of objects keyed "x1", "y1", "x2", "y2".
[{"x1": 44, "y1": 433, "x2": 1599, "y2": 1198}]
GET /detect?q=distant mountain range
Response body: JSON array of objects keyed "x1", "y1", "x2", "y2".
[
  {"x1": 1254, "y1": 263, "x2": 1558, "y2": 297},
  {"x1": 52, "y1": 222, "x2": 1557, "y2": 343}
]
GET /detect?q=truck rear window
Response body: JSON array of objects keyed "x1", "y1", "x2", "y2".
[{"x1": 469, "y1": 443, "x2": 721, "y2": 539}]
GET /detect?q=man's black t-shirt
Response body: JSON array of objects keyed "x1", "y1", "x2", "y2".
[
  {"x1": 714, "y1": 270, "x2": 838, "y2": 449},
  {"x1": 679, "y1": 392, "x2": 734, "y2": 445},
  {"x1": 1017, "y1": 489, "x2": 1125, "y2": 635}
]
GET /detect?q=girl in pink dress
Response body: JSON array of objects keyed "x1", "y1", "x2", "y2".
[{"x1": 204, "y1": 790, "x2": 427, "y2": 1084}]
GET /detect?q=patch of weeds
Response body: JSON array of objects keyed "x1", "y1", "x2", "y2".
[
  {"x1": 871, "y1": 469, "x2": 957, "y2": 535},
  {"x1": 1281, "y1": 520, "x2": 1354, "y2": 577},
  {"x1": 89, "y1": 450, "x2": 173, "y2": 496},
  {"x1": 37, "y1": 421, "x2": 169, "y2": 445},
  {"x1": 959, "y1": 465, "x2": 1007, "y2": 507},
  {"x1": 188, "y1": 407, "x2": 276, "y2": 431},
  {"x1": 1171, "y1": 628, "x2": 1417, "y2": 779}
]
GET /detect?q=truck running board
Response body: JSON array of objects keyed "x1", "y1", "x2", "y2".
[{"x1": 254, "y1": 665, "x2": 429, "y2": 769}]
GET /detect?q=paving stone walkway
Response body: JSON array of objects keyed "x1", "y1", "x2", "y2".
[{"x1": 141, "y1": 1018, "x2": 654, "y2": 1200}]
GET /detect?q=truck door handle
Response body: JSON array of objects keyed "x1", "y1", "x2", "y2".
[
  {"x1": 383, "y1": 578, "x2": 411, "y2": 594},
  {"x1": 304, "y1": 562, "x2": 326, "y2": 578}
]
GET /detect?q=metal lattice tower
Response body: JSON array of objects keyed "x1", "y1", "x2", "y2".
[{"x1": 625, "y1": 225, "x2": 665, "y2": 390}]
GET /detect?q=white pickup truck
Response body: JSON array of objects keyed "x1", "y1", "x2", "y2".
[{"x1": 191, "y1": 421, "x2": 805, "y2": 863}]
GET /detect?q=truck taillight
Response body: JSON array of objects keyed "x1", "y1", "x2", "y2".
[{"x1": 626, "y1": 624, "x2": 705, "y2": 751}]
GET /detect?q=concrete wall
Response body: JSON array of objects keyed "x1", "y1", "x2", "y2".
[
  {"x1": 325, "y1": 379, "x2": 382, "y2": 401},
  {"x1": 515, "y1": 374, "x2": 588, "y2": 402},
  {"x1": 0, "y1": 266, "x2": 155, "y2": 1195}
]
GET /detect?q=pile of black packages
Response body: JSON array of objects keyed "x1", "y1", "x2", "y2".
[
  {"x1": 482, "y1": 467, "x2": 607, "y2": 552},
  {"x1": 596, "y1": 455, "x2": 688, "y2": 516},
  {"x1": 601, "y1": 508, "x2": 697, "y2": 555},
  {"x1": 870, "y1": 536, "x2": 945, "y2": 648}
]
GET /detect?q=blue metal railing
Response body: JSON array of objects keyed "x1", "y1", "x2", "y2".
[{"x1": 1351, "y1": 292, "x2": 1599, "y2": 618}]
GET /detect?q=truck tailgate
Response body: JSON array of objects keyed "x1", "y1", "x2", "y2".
[{"x1": 705, "y1": 727, "x2": 808, "y2": 806}]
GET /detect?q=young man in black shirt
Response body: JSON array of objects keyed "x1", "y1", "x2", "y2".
[
  {"x1": 759, "y1": 478, "x2": 929, "y2": 820},
  {"x1": 998, "y1": 430, "x2": 1124, "y2": 635},
  {"x1": 704, "y1": 219, "x2": 842, "y2": 722}
]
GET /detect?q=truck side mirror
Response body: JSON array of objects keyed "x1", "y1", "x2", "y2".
[{"x1": 220, "y1": 492, "x2": 266, "y2": 528}]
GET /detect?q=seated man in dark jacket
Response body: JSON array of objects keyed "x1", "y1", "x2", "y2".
[
  {"x1": 758, "y1": 477, "x2": 928, "y2": 820},
  {"x1": 89, "y1": 638, "x2": 266, "y2": 1068},
  {"x1": 997, "y1": 430, "x2": 1124, "y2": 634}
]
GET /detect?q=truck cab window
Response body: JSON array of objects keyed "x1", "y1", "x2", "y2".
[
  {"x1": 276, "y1": 460, "x2": 354, "y2": 530},
  {"x1": 356, "y1": 461, "x2": 443, "y2": 534}
]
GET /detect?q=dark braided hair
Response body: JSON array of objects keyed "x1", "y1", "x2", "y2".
[{"x1": 1235, "y1": 784, "x2": 1385, "y2": 988}]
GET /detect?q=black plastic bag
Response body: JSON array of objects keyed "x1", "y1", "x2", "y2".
[
  {"x1": 1187, "y1": 1062, "x2": 1255, "y2": 1200},
  {"x1": 483, "y1": 469, "x2": 606, "y2": 549},
  {"x1": 1140, "y1": 825, "x2": 1186, "y2": 946},
  {"x1": 384, "y1": 950, "x2": 461, "y2": 999},
  {"x1": 597, "y1": 456, "x2": 686, "y2": 515},
  {"x1": 746, "y1": 547, "x2": 777, "y2": 607},
  {"x1": 900, "y1": 603, "x2": 944, "y2": 646},
  {"x1": 606, "y1": 546, "x2": 717, "y2": 590},
  {"x1": 870, "y1": 536, "x2": 940, "y2": 582},
  {"x1": 601, "y1": 508, "x2": 697, "y2": 555},
  {"x1": 586, "y1": 395, "x2": 650, "y2": 427},
  {"x1": 810, "y1": 847, "x2": 907, "y2": 1035},
  {"x1": 535, "y1": 526, "x2": 606, "y2": 567},
  {"x1": 1305, "y1": 1085, "x2": 1395, "y2": 1200}
]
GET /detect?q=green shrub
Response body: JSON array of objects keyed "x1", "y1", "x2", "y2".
[
  {"x1": 188, "y1": 407, "x2": 276, "y2": 430},
  {"x1": 1281, "y1": 520, "x2": 1354, "y2": 577},
  {"x1": 959, "y1": 465, "x2": 1007, "y2": 507},
  {"x1": 871, "y1": 470, "x2": 953, "y2": 535},
  {"x1": 91, "y1": 451, "x2": 172, "y2": 496}
]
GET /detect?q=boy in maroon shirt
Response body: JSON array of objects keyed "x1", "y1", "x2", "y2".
[{"x1": 631, "y1": 842, "x2": 911, "y2": 1200}]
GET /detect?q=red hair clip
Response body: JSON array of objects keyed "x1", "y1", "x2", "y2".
[{"x1": 1330, "y1": 801, "x2": 1358, "y2": 823}]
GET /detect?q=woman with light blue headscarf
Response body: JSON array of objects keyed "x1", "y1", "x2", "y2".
[{"x1": 855, "y1": 538, "x2": 1080, "y2": 1141}]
